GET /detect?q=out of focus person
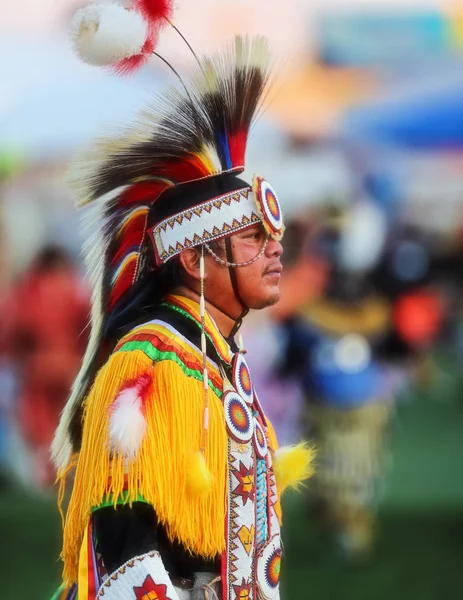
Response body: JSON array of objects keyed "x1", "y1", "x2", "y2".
[
  {"x1": 372, "y1": 224, "x2": 447, "y2": 392},
  {"x1": 3, "y1": 245, "x2": 89, "y2": 488},
  {"x1": 277, "y1": 200, "x2": 396, "y2": 562},
  {"x1": 0, "y1": 341, "x2": 16, "y2": 489}
]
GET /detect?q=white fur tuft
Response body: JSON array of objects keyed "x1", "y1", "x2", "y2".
[
  {"x1": 70, "y1": 1, "x2": 148, "y2": 67},
  {"x1": 109, "y1": 385, "x2": 147, "y2": 458}
]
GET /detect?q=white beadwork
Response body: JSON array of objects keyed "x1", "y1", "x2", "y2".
[
  {"x1": 232, "y1": 353, "x2": 254, "y2": 406},
  {"x1": 96, "y1": 551, "x2": 181, "y2": 599},
  {"x1": 152, "y1": 187, "x2": 260, "y2": 262}
]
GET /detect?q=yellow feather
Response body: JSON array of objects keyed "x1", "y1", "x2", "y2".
[
  {"x1": 272, "y1": 442, "x2": 315, "y2": 494},
  {"x1": 187, "y1": 451, "x2": 214, "y2": 497}
]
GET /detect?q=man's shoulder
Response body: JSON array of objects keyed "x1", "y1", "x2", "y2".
[
  {"x1": 114, "y1": 315, "x2": 196, "y2": 356},
  {"x1": 113, "y1": 308, "x2": 215, "y2": 370},
  {"x1": 110, "y1": 313, "x2": 223, "y2": 394}
]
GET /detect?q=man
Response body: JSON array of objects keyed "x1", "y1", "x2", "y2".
[{"x1": 51, "y1": 6, "x2": 313, "y2": 599}]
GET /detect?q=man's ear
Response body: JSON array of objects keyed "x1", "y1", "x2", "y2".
[{"x1": 179, "y1": 248, "x2": 201, "y2": 281}]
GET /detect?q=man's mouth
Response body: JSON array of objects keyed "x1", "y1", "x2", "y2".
[{"x1": 264, "y1": 264, "x2": 283, "y2": 277}]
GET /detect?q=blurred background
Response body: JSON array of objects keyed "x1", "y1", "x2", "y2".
[{"x1": 1, "y1": 0, "x2": 463, "y2": 598}]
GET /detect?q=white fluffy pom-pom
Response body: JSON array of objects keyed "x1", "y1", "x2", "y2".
[
  {"x1": 109, "y1": 384, "x2": 147, "y2": 458},
  {"x1": 70, "y1": 1, "x2": 148, "y2": 67}
]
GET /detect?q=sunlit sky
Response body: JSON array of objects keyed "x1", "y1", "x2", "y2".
[
  {"x1": 2, "y1": 0, "x2": 461, "y2": 139},
  {"x1": 1, "y1": 0, "x2": 460, "y2": 58}
]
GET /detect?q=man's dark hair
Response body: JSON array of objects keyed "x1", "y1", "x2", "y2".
[{"x1": 104, "y1": 239, "x2": 225, "y2": 344}]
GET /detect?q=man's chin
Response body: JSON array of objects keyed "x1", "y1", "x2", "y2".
[{"x1": 251, "y1": 291, "x2": 281, "y2": 310}]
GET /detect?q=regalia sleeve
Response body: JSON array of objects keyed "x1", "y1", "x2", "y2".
[{"x1": 60, "y1": 343, "x2": 228, "y2": 591}]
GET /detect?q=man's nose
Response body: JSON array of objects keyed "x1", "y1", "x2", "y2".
[{"x1": 266, "y1": 237, "x2": 283, "y2": 258}]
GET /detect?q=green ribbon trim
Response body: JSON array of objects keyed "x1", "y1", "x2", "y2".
[
  {"x1": 116, "y1": 339, "x2": 222, "y2": 399},
  {"x1": 92, "y1": 490, "x2": 148, "y2": 512}
]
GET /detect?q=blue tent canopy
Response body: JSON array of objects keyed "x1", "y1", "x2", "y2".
[{"x1": 343, "y1": 77, "x2": 463, "y2": 149}]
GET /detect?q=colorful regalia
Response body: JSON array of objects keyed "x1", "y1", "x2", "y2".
[
  {"x1": 291, "y1": 293, "x2": 393, "y2": 559},
  {"x1": 279, "y1": 202, "x2": 393, "y2": 560},
  {"x1": 50, "y1": 2, "x2": 313, "y2": 599}
]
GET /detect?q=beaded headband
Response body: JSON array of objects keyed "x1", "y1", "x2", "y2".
[{"x1": 150, "y1": 176, "x2": 284, "y2": 265}]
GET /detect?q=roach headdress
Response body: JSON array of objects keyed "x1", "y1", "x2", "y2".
[{"x1": 52, "y1": 1, "x2": 285, "y2": 471}]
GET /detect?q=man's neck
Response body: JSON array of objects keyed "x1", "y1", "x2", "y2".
[{"x1": 175, "y1": 286, "x2": 239, "y2": 339}]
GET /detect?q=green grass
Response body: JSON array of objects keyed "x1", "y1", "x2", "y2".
[
  {"x1": 0, "y1": 487, "x2": 62, "y2": 599},
  {"x1": 280, "y1": 496, "x2": 463, "y2": 600},
  {"x1": 2, "y1": 490, "x2": 462, "y2": 600}
]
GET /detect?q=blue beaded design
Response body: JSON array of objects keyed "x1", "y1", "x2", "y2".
[{"x1": 256, "y1": 458, "x2": 268, "y2": 547}]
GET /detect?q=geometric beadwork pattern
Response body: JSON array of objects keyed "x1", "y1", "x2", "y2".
[
  {"x1": 266, "y1": 455, "x2": 281, "y2": 545},
  {"x1": 150, "y1": 187, "x2": 261, "y2": 264},
  {"x1": 254, "y1": 419, "x2": 268, "y2": 459},
  {"x1": 223, "y1": 391, "x2": 253, "y2": 443},
  {"x1": 232, "y1": 353, "x2": 254, "y2": 406},
  {"x1": 256, "y1": 535, "x2": 282, "y2": 600},
  {"x1": 225, "y1": 444, "x2": 256, "y2": 600},
  {"x1": 253, "y1": 176, "x2": 284, "y2": 241},
  {"x1": 96, "y1": 551, "x2": 178, "y2": 599},
  {"x1": 221, "y1": 357, "x2": 281, "y2": 600}
]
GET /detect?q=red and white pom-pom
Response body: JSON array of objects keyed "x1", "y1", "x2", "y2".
[
  {"x1": 70, "y1": 1, "x2": 151, "y2": 71},
  {"x1": 113, "y1": 23, "x2": 157, "y2": 75},
  {"x1": 134, "y1": 0, "x2": 174, "y2": 25},
  {"x1": 109, "y1": 374, "x2": 152, "y2": 458}
]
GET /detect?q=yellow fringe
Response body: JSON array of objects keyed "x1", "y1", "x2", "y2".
[
  {"x1": 56, "y1": 454, "x2": 79, "y2": 532},
  {"x1": 61, "y1": 350, "x2": 228, "y2": 585}
]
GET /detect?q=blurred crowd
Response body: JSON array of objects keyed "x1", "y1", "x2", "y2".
[{"x1": 242, "y1": 182, "x2": 463, "y2": 562}]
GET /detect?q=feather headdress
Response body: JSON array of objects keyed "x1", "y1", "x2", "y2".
[{"x1": 52, "y1": 36, "x2": 282, "y2": 471}]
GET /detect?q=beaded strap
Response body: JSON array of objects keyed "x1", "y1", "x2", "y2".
[{"x1": 204, "y1": 235, "x2": 269, "y2": 268}]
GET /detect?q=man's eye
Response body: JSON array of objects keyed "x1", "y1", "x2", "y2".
[{"x1": 242, "y1": 228, "x2": 264, "y2": 241}]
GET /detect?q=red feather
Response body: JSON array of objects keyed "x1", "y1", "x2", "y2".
[
  {"x1": 111, "y1": 0, "x2": 174, "y2": 76},
  {"x1": 119, "y1": 373, "x2": 152, "y2": 402},
  {"x1": 228, "y1": 130, "x2": 247, "y2": 169},
  {"x1": 134, "y1": 0, "x2": 174, "y2": 25},
  {"x1": 157, "y1": 157, "x2": 212, "y2": 182},
  {"x1": 108, "y1": 263, "x2": 138, "y2": 311},
  {"x1": 118, "y1": 215, "x2": 147, "y2": 243},
  {"x1": 112, "y1": 227, "x2": 147, "y2": 265},
  {"x1": 119, "y1": 181, "x2": 172, "y2": 207},
  {"x1": 113, "y1": 24, "x2": 158, "y2": 76}
]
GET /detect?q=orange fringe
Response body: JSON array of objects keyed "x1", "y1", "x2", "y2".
[{"x1": 60, "y1": 350, "x2": 228, "y2": 585}]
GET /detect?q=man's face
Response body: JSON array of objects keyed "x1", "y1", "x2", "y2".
[{"x1": 204, "y1": 224, "x2": 284, "y2": 316}]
